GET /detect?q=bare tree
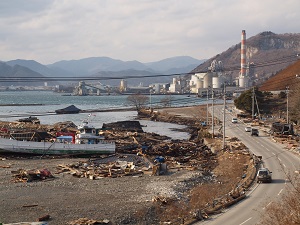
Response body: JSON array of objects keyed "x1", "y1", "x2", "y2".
[{"x1": 127, "y1": 93, "x2": 149, "y2": 111}]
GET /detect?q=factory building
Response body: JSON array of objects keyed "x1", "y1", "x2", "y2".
[
  {"x1": 188, "y1": 59, "x2": 227, "y2": 95},
  {"x1": 169, "y1": 77, "x2": 183, "y2": 93}
]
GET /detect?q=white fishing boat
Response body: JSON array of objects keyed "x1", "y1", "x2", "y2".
[{"x1": 0, "y1": 120, "x2": 115, "y2": 155}]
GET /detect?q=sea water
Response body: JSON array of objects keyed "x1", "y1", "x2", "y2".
[{"x1": 0, "y1": 91, "x2": 210, "y2": 140}]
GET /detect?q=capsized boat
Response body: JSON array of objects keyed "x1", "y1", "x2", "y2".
[
  {"x1": 55, "y1": 105, "x2": 81, "y2": 114},
  {"x1": 0, "y1": 120, "x2": 115, "y2": 155}
]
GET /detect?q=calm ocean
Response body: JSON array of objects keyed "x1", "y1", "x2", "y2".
[{"x1": 0, "y1": 91, "x2": 211, "y2": 139}]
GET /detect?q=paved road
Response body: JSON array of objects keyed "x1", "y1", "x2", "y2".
[{"x1": 197, "y1": 105, "x2": 300, "y2": 225}]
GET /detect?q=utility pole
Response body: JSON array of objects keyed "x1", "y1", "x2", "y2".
[
  {"x1": 149, "y1": 88, "x2": 152, "y2": 112},
  {"x1": 206, "y1": 86, "x2": 210, "y2": 126},
  {"x1": 212, "y1": 88, "x2": 214, "y2": 138},
  {"x1": 252, "y1": 87, "x2": 255, "y2": 119},
  {"x1": 286, "y1": 86, "x2": 289, "y2": 123},
  {"x1": 223, "y1": 83, "x2": 226, "y2": 149}
]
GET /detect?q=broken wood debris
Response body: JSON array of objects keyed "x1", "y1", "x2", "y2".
[
  {"x1": 56, "y1": 159, "x2": 145, "y2": 179},
  {"x1": 67, "y1": 218, "x2": 111, "y2": 225},
  {"x1": 11, "y1": 168, "x2": 54, "y2": 182}
]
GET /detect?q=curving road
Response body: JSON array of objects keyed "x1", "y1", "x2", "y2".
[{"x1": 197, "y1": 105, "x2": 300, "y2": 225}]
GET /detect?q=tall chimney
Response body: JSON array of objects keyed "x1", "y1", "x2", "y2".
[{"x1": 241, "y1": 30, "x2": 246, "y2": 77}]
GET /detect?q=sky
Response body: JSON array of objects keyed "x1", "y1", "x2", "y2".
[{"x1": 0, "y1": 0, "x2": 299, "y2": 65}]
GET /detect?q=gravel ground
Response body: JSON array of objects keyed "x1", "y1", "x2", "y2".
[{"x1": 0, "y1": 155, "x2": 203, "y2": 224}]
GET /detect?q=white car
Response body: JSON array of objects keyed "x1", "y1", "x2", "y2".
[
  {"x1": 245, "y1": 126, "x2": 251, "y2": 132},
  {"x1": 232, "y1": 118, "x2": 238, "y2": 123}
]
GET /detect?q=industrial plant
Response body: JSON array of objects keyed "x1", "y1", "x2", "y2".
[{"x1": 68, "y1": 30, "x2": 254, "y2": 97}]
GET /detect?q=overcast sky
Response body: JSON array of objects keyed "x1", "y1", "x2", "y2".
[{"x1": 0, "y1": 0, "x2": 299, "y2": 65}]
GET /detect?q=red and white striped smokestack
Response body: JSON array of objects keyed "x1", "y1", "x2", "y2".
[{"x1": 241, "y1": 30, "x2": 246, "y2": 77}]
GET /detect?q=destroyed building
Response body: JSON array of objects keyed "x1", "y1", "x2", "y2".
[{"x1": 271, "y1": 122, "x2": 294, "y2": 135}]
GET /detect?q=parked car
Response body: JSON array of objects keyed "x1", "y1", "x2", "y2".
[
  {"x1": 245, "y1": 126, "x2": 251, "y2": 132},
  {"x1": 257, "y1": 168, "x2": 272, "y2": 183},
  {"x1": 251, "y1": 128, "x2": 259, "y2": 136},
  {"x1": 232, "y1": 118, "x2": 238, "y2": 123}
]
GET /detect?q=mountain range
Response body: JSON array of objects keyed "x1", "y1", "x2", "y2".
[
  {"x1": 1, "y1": 31, "x2": 300, "y2": 87},
  {"x1": 0, "y1": 56, "x2": 204, "y2": 86}
]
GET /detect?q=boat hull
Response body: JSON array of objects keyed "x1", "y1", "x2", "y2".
[{"x1": 0, "y1": 137, "x2": 115, "y2": 155}]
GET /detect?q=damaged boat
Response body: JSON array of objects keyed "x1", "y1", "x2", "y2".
[
  {"x1": 55, "y1": 105, "x2": 81, "y2": 114},
  {"x1": 0, "y1": 121, "x2": 115, "y2": 155}
]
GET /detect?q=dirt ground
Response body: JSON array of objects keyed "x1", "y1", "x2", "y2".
[
  {"x1": 157, "y1": 105, "x2": 208, "y2": 121},
  {"x1": 0, "y1": 105, "x2": 253, "y2": 225}
]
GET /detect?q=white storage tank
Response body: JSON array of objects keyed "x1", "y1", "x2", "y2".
[
  {"x1": 196, "y1": 80, "x2": 203, "y2": 89},
  {"x1": 239, "y1": 77, "x2": 249, "y2": 88},
  {"x1": 203, "y1": 73, "x2": 212, "y2": 88},
  {"x1": 212, "y1": 77, "x2": 221, "y2": 89}
]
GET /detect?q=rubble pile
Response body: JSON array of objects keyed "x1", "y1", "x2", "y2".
[
  {"x1": 0, "y1": 120, "x2": 77, "y2": 133},
  {"x1": 2, "y1": 116, "x2": 220, "y2": 183},
  {"x1": 11, "y1": 168, "x2": 54, "y2": 182},
  {"x1": 108, "y1": 131, "x2": 170, "y2": 153},
  {"x1": 0, "y1": 120, "x2": 78, "y2": 142},
  {"x1": 227, "y1": 137, "x2": 249, "y2": 152},
  {"x1": 55, "y1": 157, "x2": 147, "y2": 179},
  {"x1": 54, "y1": 139, "x2": 217, "y2": 178}
]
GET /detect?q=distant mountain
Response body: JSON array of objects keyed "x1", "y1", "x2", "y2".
[
  {"x1": 47, "y1": 57, "x2": 149, "y2": 76},
  {"x1": 192, "y1": 31, "x2": 300, "y2": 84},
  {"x1": 0, "y1": 56, "x2": 203, "y2": 86},
  {"x1": 6, "y1": 59, "x2": 56, "y2": 77},
  {"x1": 92, "y1": 69, "x2": 162, "y2": 86},
  {"x1": 0, "y1": 62, "x2": 52, "y2": 86},
  {"x1": 48, "y1": 56, "x2": 203, "y2": 76},
  {"x1": 6, "y1": 59, "x2": 76, "y2": 78},
  {"x1": 145, "y1": 56, "x2": 203, "y2": 72}
]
